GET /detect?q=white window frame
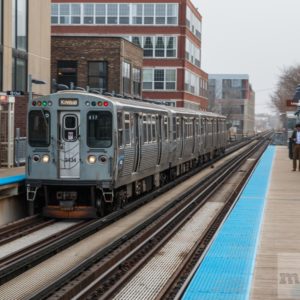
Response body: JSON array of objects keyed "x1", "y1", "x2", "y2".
[
  {"x1": 143, "y1": 68, "x2": 177, "y2": 91},
  {"x1": 51, "y1": 3, "x2": 178, "y2": 26}
]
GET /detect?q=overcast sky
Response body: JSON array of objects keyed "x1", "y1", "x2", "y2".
[{"x1": 194, "y1": 0, "x2": 300, "y2": 114}]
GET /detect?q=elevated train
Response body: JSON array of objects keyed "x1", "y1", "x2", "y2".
[{"x1": 26, "y1": 91, "x2": 227, "y2": 218}]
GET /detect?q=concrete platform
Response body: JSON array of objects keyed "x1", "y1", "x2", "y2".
[
  {"x1": 182, "y1": 145, "x2": 275, "y2": 300},
  {"x1": 250, "y1": 146, "x2": 300, "y2": 300},
  {"x1": 0, "y1": 167, "x2": 26, "y2": 225},
  {"x1": 0, "y1": 167, "x2": 25, "y2": 185}
]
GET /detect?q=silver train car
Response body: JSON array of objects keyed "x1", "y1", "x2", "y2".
[{"x1": 26, "y1": 91, "x2": 227, "y2": 218}]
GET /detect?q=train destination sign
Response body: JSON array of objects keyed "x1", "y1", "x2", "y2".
[{"x1": 59, "y1": 98, "x2": 79, "y2": 106}]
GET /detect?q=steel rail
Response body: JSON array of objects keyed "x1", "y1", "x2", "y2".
[{"x1": 36, "y1": 136, "x2": 271, "y2": 300}]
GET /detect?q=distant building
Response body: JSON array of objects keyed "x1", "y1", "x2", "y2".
[
  {"x1": 51, "y1": 0, "x2": 208, "y2": 110},
  {"x1": 0, "y1": 0, "x2": 51, "y2": 167},
  {"x1": 208, "y1": 74, "x2": 255, "y2": 135}
]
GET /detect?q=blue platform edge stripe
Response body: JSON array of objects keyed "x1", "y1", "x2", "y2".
[
  {"x1": 0, "y1": 174, "x2": 25, "y2": 186},
  {"x1": 182, "y1": 145, "x2": 276, "y2": 300}
]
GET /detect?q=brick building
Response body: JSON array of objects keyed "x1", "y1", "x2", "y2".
[
  {"x1": 52, "y1": 36, "x2": 143, "y2": 98},
  {"x1": 51, "y1": 0, "x2": 208, "y2": 110}
]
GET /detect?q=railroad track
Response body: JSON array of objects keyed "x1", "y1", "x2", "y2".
[
  {"x1": 0, "y1": 134, "x2": 271, "y2": 299},
  {"x1": 19, "y1": 135, "x2": 271, "y2": 300},
  {"x1": 0, "y1": 215, "x2": 55, "y2": 246}
]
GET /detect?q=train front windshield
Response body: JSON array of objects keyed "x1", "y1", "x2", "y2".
[
  {"x1": 28, "y1": 110, "x2": 50, "y2": 147},
  {"x1": 87, "y1": 111, "x2": 112, "y2": 148}
]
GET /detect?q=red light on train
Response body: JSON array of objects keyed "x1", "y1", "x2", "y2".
[
  {"x1": 32, "y1": 101, "x2": 37, "y2": 106},
  {"x1": 103, "y1": 101, "x2": 109, "y2": 107}
]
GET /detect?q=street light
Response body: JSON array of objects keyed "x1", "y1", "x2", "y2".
[{"x1": 28, "y1": 74, "x2": 46, "y2": 102}]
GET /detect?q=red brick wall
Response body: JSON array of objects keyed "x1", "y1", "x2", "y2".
[{"x1": 51, "y1": 36, "x2": 143, "y2": 96}]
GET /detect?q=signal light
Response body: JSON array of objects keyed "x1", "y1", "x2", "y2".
[
  {"x1": 97, "y1": 101, "x2": 102, "y2": 106},
  {"x1": 91, "y1": 101, "x2": 96, "y2": 107},
  {"x1": 42, "y1": 101, "x2": 47, "y2": 107},
  {"x1": 32, "y1": 101, "x2": 36, "y2": 106},
  {"x1": 104, "y1": 101, "x2": 109, "y2": 107},
  {"x1": 48, "y1": 101, "x2": 53, "y2": 106},
  {"x1": 37, "y1": 101, "x2": 42, "y2": 106}
]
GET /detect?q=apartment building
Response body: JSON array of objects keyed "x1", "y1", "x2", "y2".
[
  {"x1": 0, "y1": 0, "x2": 51, "y2": 167},
  {"x1": 208, "y1": 74, "x2": 255, "y2": 135},
  {"x1": 51, "y1": 0, "x2": 208, "y2": 110}
]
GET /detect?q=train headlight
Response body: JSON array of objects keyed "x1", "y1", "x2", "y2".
[
  {"x1": 87, "y1": 155, "x2": 97, "y2": 164},
  {"x1": 98, "y1": 155, "x2": 108, "y2": 163},
  {"x1": 32, "y1": 155, "x2": 40, "y2": 162},
  {"x1": 42, "y1": 154, "x2": 50, "y2": 163}
]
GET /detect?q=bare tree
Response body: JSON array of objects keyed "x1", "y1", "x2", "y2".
[{"x1": 271, "y1": 65, "x2": 300, "y2": 113}]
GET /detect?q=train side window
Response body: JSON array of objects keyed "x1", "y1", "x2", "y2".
[
  {"x1": 87, "y1": 111, "x2": 112, "y2": 148},
  {"x1": 147, "y1": 115, "x2": 152, "y2": 143},
  {"x1": 176, "y1": 117, "x2": 180, "y2": 140},
  {"x1": 124, "y1": 112, "x2": 131, "y2": 146},
  {"x1": 164, "y1": 116, "x2": 168, "y2": 141},
  {"x1": 117, "y1": 112, "x2": 123, "y2": 148},
  {"x1": 143, "y1": 114, "x2": 148, "y2": 144},
  {"x1": 172, "y1": 116, "x2": 176, "y2": 140},
  {"x1": 152, "y1": 115, "x2": 156, "y2": 142},
  {"x1": 196, "y1": 119, "x2": 199, "y2": 136}
]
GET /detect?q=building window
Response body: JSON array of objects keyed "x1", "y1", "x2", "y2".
[
  {"x1": 83, "y1": 4, "x2": 93, "y2": 24},
  {"x1": 71, "y1": 4, "x2": 81, "y2": 24},
  {"x1": 166, "y1": 37, "x2": 176, "y2": 57},
  {"x1": 119, "y1": 4, "x2": 129, "y2": 24},
  {"x1": 156, "y1": 4, "x2": 166, "y2": 24},
  {"x1": 88, "y1": 61, "x2": 108, "y2": 92},
  {"x1": 143, "y1": 68, "x2": 176, "y2": 91},
  {"x1": 60, "y1": 4, "x2": 70, "y2": 24},
  {"x1": 51, "y1": 3, "x2": 178, "y2": 26},
  {"x1": 122, "y1": 61, "x2": 131, "y2": 94},
  {"x1": 186, "y1": 6, "x2": 201, "y2": 40},
  {"x1": 57, "y1": 60, "x2": 77, "y2": 87},
  {"x1": 154, "y1": 69, "x2": 164, "y2": 89},
  {"x1": 144, "y1": 4, "x2": 154, "y2": 24},
  {"x1": 12, "y1": 0, "x2": 28, "y2": 51},
  {"x1": 107, "y1": 4, "x2": 118, "y2": 24},
  {"x1": 132, "y1": 36, "x2": 177, "y2": 58},
  {"x1": 155, "y1": 37, "x2": 165, "y2": 57},
  {"x1": 12, "y1": 57, "x2": 27, "y2": 91},
  {"x1": 143, "y1": 37, "x2": 153, "y2": 57},
  {"x1": 167, "y1": 4, "x2": 178, "y2": 24},
  {"x1": 132, "y1": 68, "x2": 141, "y2": 96},
  {"x1": 185, "y1": 38, "x2": 201, "y2": 67},
  {"x1": 51, "y1": 4, "x2": 59, "y2": 24},
  {"x1": 95, "y1": 4, "x2": 106, "y2": 24},
  {"x1": 185, "y1": 70, "x2": 207, "y2": 97},
  {"x1": 132, "y1": 4, "x2": 143, "y2": 24}
]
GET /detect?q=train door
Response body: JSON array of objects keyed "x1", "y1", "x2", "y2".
[
  {"x1": 180, "y1": 117, "x2": 184, "y2": 158},
  {"x1": 157, "y1": 115, "x2": 162, "y2": 165},
  {"x1": 192, "y1": 118, "x2": 196, "y2": 153},
  {"x1": 58, "y1": 111, "x2": 80, "y2": 178},
  {"x1": 133, "y1": 113, "x2": 141, "y2": 172}
]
